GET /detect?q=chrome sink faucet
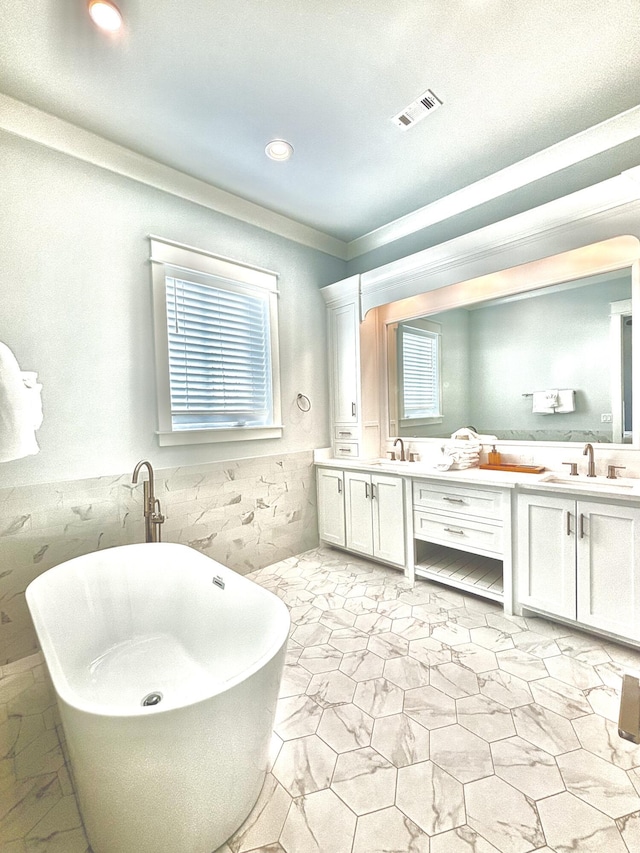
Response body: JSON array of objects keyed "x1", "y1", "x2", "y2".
[
  {"x1": 393, "y1": 437, "x2": 406, "y2": 461},
  {"x1": 583, "y1": 443, "x2": 596, "y2": 478},
  {"x1": 132, "y1": 460, "x2": 165, "y2": 542}
]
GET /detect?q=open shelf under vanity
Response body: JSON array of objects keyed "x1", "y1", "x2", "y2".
[{"x1": 414, "y1": 540, "x2": 504, "y2": 603}]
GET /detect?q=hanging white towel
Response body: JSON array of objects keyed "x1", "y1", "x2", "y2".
[
  {"x1": 555, "y1": 389, "x2": 576, "y2": 413},
  {"x1": 0, "y1": 342, "x2": 42, "y2": 463},
  {"x1": 532, "y1": 390, "x2": 558, "y2": 414}
]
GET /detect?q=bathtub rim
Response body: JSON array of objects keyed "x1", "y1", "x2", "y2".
[{"x1": 26, "y1": 542, "x2": 291, "y2": 719}]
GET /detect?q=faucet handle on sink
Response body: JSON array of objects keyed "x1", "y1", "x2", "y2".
[
  {"x1": 562, "y1": 461, "x2": 579, "y2": 476},
  {"x1": 607, "y1": 465, "x2": 626, "y2": 480}
]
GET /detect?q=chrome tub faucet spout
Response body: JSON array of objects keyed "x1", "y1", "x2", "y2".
[{"x1": 132, "y1": 460, "x2": 165, "y2": 542}]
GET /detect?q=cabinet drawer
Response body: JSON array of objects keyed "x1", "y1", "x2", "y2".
[
  {"x1": 334, "y1": 426, "x2": 360, "y2": 441},
  {"x1": 413, "y1": 480, "x2": 504, "y2": 520},
  {"x1": 414, "y1": 509, "x2": 503, "y2": 556},
  {"x1": 334, "y1": 441, "x2": 360, "y2": 458}
]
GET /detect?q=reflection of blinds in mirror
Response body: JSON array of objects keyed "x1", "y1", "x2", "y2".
[{"x1": 398, "y1": 325, "x2": 440, "y2": 419}]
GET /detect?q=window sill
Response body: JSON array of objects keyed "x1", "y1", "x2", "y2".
[
  {"x1": 156, "y1": 425, "x2": 284, "y2": 446},
  {"x1": 399, "y1": 417, "x2": 443, "y2": 427}
]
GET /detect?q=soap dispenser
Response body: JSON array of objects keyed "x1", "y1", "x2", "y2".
[{"x1": 488, "y1": 445, "x2": 501, "y2": 466}]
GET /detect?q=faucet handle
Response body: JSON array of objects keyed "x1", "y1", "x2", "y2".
[
  {"x1": 387, "y1": 451, "x2": 397, "y2": 461},
  {"x1": 562, "y1": 462, "x2": 579, "y2": 476},
  {"x1": 607, "y1": 465, "x2": 626, "y2": 480}
]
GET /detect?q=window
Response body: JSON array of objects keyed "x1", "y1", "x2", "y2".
[
  {"x1": 150, "y1": 237, "x2": 282, "y2": 445},
  {"x1": 397, "y1": 320, "x2": 441, "y2": 422}
]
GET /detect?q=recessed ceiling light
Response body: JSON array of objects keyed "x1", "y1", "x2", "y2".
[
  {"x1": 87, "y1": 0, "x2": 123, "y2": 32},
  {"x1": 265, "y1": 140, "x2": 293, "y2": 162}
]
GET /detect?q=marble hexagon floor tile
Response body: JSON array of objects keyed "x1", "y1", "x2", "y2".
[{"x1": 6, "y1": 544, "x2": 640, "y2": 853}]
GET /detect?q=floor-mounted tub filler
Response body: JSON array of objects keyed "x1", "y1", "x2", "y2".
[{"x1": 26, "y1": 542, "x2": 290, "y2": 853}]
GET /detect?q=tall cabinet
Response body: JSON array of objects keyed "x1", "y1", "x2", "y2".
[{"x1": 321, "y1": 275, "x2": 379, "y2": 460}]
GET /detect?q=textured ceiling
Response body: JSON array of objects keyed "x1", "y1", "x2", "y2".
[{"x1": 1, "y1": 0, "x2": 640, "y2": 242}]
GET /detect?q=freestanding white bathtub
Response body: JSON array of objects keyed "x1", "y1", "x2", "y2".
[{"x1": 25, "y1": 542, "x2": 290, "y2": 853}]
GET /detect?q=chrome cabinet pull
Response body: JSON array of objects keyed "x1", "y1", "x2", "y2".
[{"x1": 444, "y1": 527, "x2": 465, "y2": 535}]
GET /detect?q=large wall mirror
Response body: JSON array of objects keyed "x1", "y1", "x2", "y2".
[
  {"x1": 388, "y1": 269, "x2": 633, "y2": 443},
  {"x1": 377, "y1": 239, "x2": 640, "y2": 447}
]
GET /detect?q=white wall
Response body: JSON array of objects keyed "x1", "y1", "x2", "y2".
[
  {"x1": 0, "y1": 131, "x2": 346, "y2": 488},
  {"x1": 467, "y1": 275, "x2": 631, "y2": 437}
]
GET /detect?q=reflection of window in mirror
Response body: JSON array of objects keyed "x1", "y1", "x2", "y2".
[
  {"x1": 389, "y1": 268, "x2": 633, "y2": 442},
  {"x1": 396, "y1": 318, "x2": 442, "y2": 430}
]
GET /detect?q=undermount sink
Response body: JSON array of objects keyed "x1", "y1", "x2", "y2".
[
  {"x1": 369, "y1": 458, "x2": 414, "y2": 467},
  {"x1": 540, "y1": 474, "x2": 638, "y2": 492}
]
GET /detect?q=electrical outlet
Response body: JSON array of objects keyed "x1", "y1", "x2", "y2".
[{"x1": 601, "y1": 413, "x2": 613, "y2": 423}]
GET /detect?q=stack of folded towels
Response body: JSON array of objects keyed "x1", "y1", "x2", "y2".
[{"x1": 433, "y1": 440, "x2": 481, "y2": 471}]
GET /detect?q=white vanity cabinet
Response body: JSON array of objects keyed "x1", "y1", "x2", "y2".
[
  {"x1": 344, "y1": 471, "x2": 406, "y2": 566},
  {"x1": 412, "y1": 479, "x2": 508, "y2": 602},
  {"x1": 517, "y1": 492, "x2": 640, "y2": 642},
  {"x1": 317, "y1": 466, "x2": 406, "y2": 568}
]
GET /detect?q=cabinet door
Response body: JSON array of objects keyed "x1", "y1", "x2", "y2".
[
  {"x1": 576, "y1": 500, "x2": 640, "y2": 641},
  {"x1": 516, "y1": 493, "x2": 576, "y2": 619},
  {"x1": 331, "y1": 302, "x2": 359, "y2": 424},
  {"x1": 317, "y1": 468, "x2": 345, "y2": 547},
  {"x1": 372, "y1": 474, "x2": 405, "y2": 566},
  {"x1": 345, "y1": 471, "x2": 373, "y2": 556}
]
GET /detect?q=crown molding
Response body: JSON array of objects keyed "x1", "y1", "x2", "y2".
[
  {"x1": 0, "y1": 93, "x2": 349, "y2": 261},
  {"x1": 359, "y1": 173, "x2": 640, "y2": 316},
  {"x1": 3, "y1": 93, "x2": 640, "y2": 267},
  {"x1": 347, "y1": 105, "x2": 640, "y2": 260}
]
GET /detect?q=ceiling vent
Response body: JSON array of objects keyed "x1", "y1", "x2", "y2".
[{"x1": 391, "y1": 89, "x2": 443, "y2": 131}]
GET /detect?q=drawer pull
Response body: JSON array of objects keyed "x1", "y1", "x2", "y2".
[
  {"x1": 444, "y1": 527, "x2": 465, "y2": 535},
  {"x1": 338, "y1": 431, "x2": 351, "y2": 437},
  {"x1": 442, "y1": 497, "x2": 465, "y2": 503},
  {"x1": 338, "y1": 447, "x2": 351, "y2": 453},
  {"x1": 580, "y1": 513, "x2": 586, "y2": 539},
  {"x1": 566, "y1": 510, "x2": 572, "y2": 536}
]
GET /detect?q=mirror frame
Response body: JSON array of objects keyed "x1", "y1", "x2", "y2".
[{"x1": 374, "y1": 237, "x2": 640, "y2": 450}]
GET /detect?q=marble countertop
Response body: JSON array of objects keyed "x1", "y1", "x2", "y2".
[{"x1": 315, "y1": 456, "x2": 640, "y2": 501}]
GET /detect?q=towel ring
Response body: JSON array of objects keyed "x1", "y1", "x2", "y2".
[{"x1": 296, "y1": 393, "x2": 311, "y2": 412}]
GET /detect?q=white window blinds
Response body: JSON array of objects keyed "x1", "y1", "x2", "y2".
[
  {"x1": 166, "y1": 271, "x2": 273, "y2": 430},
  {"x1": 398, "y1": 324, "x2": 441, "y2": 420},
  {"x1": 150, "y1": 236, "x2": 281, "y2": 445}
]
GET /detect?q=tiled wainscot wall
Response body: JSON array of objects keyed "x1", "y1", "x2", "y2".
[{"x1": 0, "y1": 451, "x2": 318, "y2": 666}]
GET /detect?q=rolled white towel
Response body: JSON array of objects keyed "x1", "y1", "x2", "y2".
[{"x1": 433, "y1": 446, "x2": 454, "y2": 470}]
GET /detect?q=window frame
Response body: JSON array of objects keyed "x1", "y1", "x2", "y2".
[{"x1": 150, "y1": 236, "x2": 282, "y2": 446}]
